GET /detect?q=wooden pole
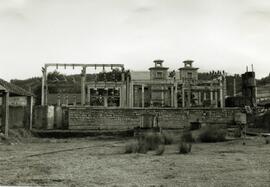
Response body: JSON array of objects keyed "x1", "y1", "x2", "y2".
[
  {"x1": 2, "y1": 92, "x2": 9, "y2": 136},
  {"x1": 27, "y1": 96, "x2": 33, "y2": 130}
]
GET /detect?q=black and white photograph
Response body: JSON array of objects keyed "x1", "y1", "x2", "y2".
[{"x1": 0, "y1": 0, "x2": 270, "y2": 186}]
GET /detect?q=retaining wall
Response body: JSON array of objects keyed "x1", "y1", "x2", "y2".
[{"x1": 68, "y1": 107, "x2": 241, "y2": 130}]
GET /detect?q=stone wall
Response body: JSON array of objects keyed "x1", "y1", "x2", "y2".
[{"x1": 68, "y1": 107, "x2": 241, "y2": 130}]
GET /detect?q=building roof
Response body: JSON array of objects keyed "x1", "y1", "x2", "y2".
[
  {"x1": 179, "y1": 67, "x2": 199, "y2": 70},
  {"x1": 0, "y1": 78, "x2": 34, "y2": 96}
]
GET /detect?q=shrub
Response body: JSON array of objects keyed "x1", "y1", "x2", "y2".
[
  {"x1": 155, "y1": 144, "x2": 165, "y2": 155},
  {"x1": 162, "y1": 132, "x2": 174, "y2": 145},
  {"x1": 199, "y1": 126, "x2": 227, "y2": 143},
  {"x1": 181, "y1": 131, "x2": 195, "y2": 143},
  {"x1": 266, "y1": 137, "x2": 270, "y2": 144},
  {"x1": 233, "y1": 128, "x2": 242, "y2": 138},
  {"x1": 178, "y1": 142, "x2": 192, "y2": 154},
  {"x1": 125, "y1": 140, "x2": 139, "y2": 153},
  {"x1": 140, "y1": 132, "x2": 164, "y2": 151}
]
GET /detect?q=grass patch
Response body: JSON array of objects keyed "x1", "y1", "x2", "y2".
[
  {"x1": 125, "y1": 132, "x2": 165, "y2": 154},
  {"x1": 162, "y1": 132, "x2": 174, "y2": 145},
  {"x1": 155, "y1": 144, "x2": 165, "y2": 156},
  {"x1": 178, "y1": 142, "x2": 192, "y2": 154},
  {"x1": 181, "y1": 131, "x2": 195, "y2": 143},
  {"x1": 199, "y1": 126, "x2": 227, "y2": 143}
]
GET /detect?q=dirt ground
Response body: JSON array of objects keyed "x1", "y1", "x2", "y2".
[{"x1": 0, "y1": 135, "x2": 270, "y2": 187}]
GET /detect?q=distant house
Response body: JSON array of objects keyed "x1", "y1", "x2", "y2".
[{"x1": 0, "y1": 78, "x2": 34, "y2": 136}]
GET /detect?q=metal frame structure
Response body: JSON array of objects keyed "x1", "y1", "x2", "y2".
[{"x1": 41, "y1": 63, "x2": 125, "y2": 106}]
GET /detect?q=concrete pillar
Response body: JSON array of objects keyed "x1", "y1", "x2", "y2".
[
  {"x1": 104, "y1": 88, "x2": 108, "y2": 107},
  {"x1": 130, "y1": 81, "x2": 134, "y2": 108},
  {"x1": 65, "y1": 95, "x2": 69, "y2": 106},
  {"x1": 73, "y1": 95, "x2": 77, "y2": 106},
  {"x1": 87, "y1": 87, "x2": 90, "y2": 105},
  {"x1": 210, "y1": 91, "x2": 213, "y2": 105},
  {"x1": 41, "y1": 67, "x2": 48, "y2": 106},
  {"x1": 57, "y1": 94, "x2": 61, "y2": 106},
  {"x1": 81, "y1": 67, "x2": 86, "y2": 105},
  {"x1": 220, "y1": 80, "x2": 224, "y2": 108},
  {"x1": 182, "y1": 84, "x2": 185, "y2": 108},
  {"x1": 119, "y1": 87, "x2": 123, "y2": 107},
  {"x1": 104, "y1": 97, "x2": 108, "y2": 107},
  {"x1": 174, "y1": 83, "x2": 178, "y2": 108},
  {"x1": 215, "y1": 91, "x2": 218, "y2": 108},
  {"x1": 1, "y1": 92, "x2": 9, "y2": 136},
  {"x1": 126, "y1": 76, "x2": 130, "y2": 107},
  {"x1": 171, "y1": 86, "x2": 174, "y2": 107},
  {"x1": 141, "y1": 84, "x2": 145, "y2": 108},
  {"x1": 41, "y1": 69, "x2": 45, "y2": 106},
  {"x1": 121, "y1": 72, "x2": 125, "y2": 82},
  {"x1": 203, "y1": 92, "x2": 207, "y2": 101},
  {"x1": 187, "y1": 89, "x2": 191, "y2": 108},
  {"x1": 198, "y1": 91, "x2": 201, "y2": 105},
  {"x1": 161, "y1": 86, "x2": 164, "y2": 107},
  {"x1": 233, "y1": 77, "x2": 236, "y2": 96}
]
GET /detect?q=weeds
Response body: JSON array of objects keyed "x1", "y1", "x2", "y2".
[
  {"x1": 155, "y1": 144, "x2": 165, "y2": 155},
  {"x1": 181, "y1": 131, "x2": 194, "y2": 143},
  {"x1": 199, "y1": 126, "x2": 227, "y2": 142},
  {"x1": 162, "y1": 132, "x2": 174, "y2": 145},
  {"x1": 178, "y1": 142, "x2": 192, "y2": 154}
]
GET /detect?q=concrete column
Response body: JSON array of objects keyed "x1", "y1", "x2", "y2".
[
  {"x1": 187, "y1": 89, "x2": 191, "y2": 108},
  {"x1": 198, "y1": 91, "x2": 201, "y2": 105},
  {"x1": 161, "y1": 86, "x2": 164, "y2": 107},
  {"x1": 73, "y1": 95, "x2": 77, "y2": 106},
  {"x1": 121, "y1": 72, "x2": 125, "y2": 82},
  {"x1": 130, "y1": 81, "x2": 134, "y2": 108},
  {"x1": 141, "y1": 84, "x2": 145, "y2": 108},
  {"x1": 87, "y1": 87, "x2": 90, "y2": 105},
  {"x1": 57, "y1": 94, "x2": 61, "y2": 106},
  {"x1": 41, "y1": 67, "x2": 48, "y2": 106},
  {"x1": 126, "y1": 76, "x2": 130, "y2": 107},
  {"x1": 220, "y1": 80, "x2": 224, "y2": 108},
  {"x1": 104, "y1": 88, "x2": 108, "y2": 107},
  {"x1": 171, "y1": 86, "x2": 174, "y2": 107},
  {"x1": 119, "y1": 87, "x2": 123, "y2": 107},
  {"x1": 203, "y1": 92, "x2": 207, "y2": 101},
  {"x1": 65, "y1": 95, "x2": 69, "y2": 106},
  {"x1": 182, "y1": 84, "x2": 185, "y2": 108},
  {"x1": 233, "y1": 77, "x2": 236, "y2": 96},
  {"x1": 1, "y1": 92, "x2": 9, "y2": 136},
  {"x1": 174, "y1": 83, "x2": 178, "y2": 108},
  {"x1": 81, "y1": 67, "x2": 86, "y2": 105},
  {"x1": 41, "y1": 69, "x2": 45, "y2": 106},
  {"x1": 215, "y1": 91, "x2": 218, "y2": 108},
  {"x1": 104, "y1": 97, "x2": 108, "y2": 107},
  {"x1": 210, "y1": 91, "x2": 213, "y2": 105}
]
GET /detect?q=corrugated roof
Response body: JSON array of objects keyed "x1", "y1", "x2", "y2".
[{"x1": 0, "y1": 78, "x2": 33, "y2": 96}]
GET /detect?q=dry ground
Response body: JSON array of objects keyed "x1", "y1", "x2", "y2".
[{"x1": 0, "y1": 135, "x2": 270, "y2": 187}]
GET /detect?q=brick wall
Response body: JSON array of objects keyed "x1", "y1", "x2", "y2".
[{"x1": 68, "y1": 107, "x2": 241, "y2": 130}]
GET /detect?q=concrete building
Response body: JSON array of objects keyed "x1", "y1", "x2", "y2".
[{"x1": 43, "y1": 60, "x2": 226, "y2": 108}]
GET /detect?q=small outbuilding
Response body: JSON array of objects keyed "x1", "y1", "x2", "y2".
[{"x1": 0, "y1": 78, "x2": 34, "y2": 136}]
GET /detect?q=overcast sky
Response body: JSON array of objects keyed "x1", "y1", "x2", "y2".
[{"x1": 0, "y1": 0, "x2": 270, "y2": 80}]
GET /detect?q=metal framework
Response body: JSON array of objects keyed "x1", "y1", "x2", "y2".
[{"x1": 41, "y1": 63, "x2": 125, "y2": 106}]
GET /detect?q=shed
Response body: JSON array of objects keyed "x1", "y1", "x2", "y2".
[{"x1": 0, "y1": 78, "x2": 34, "y2": 136}]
